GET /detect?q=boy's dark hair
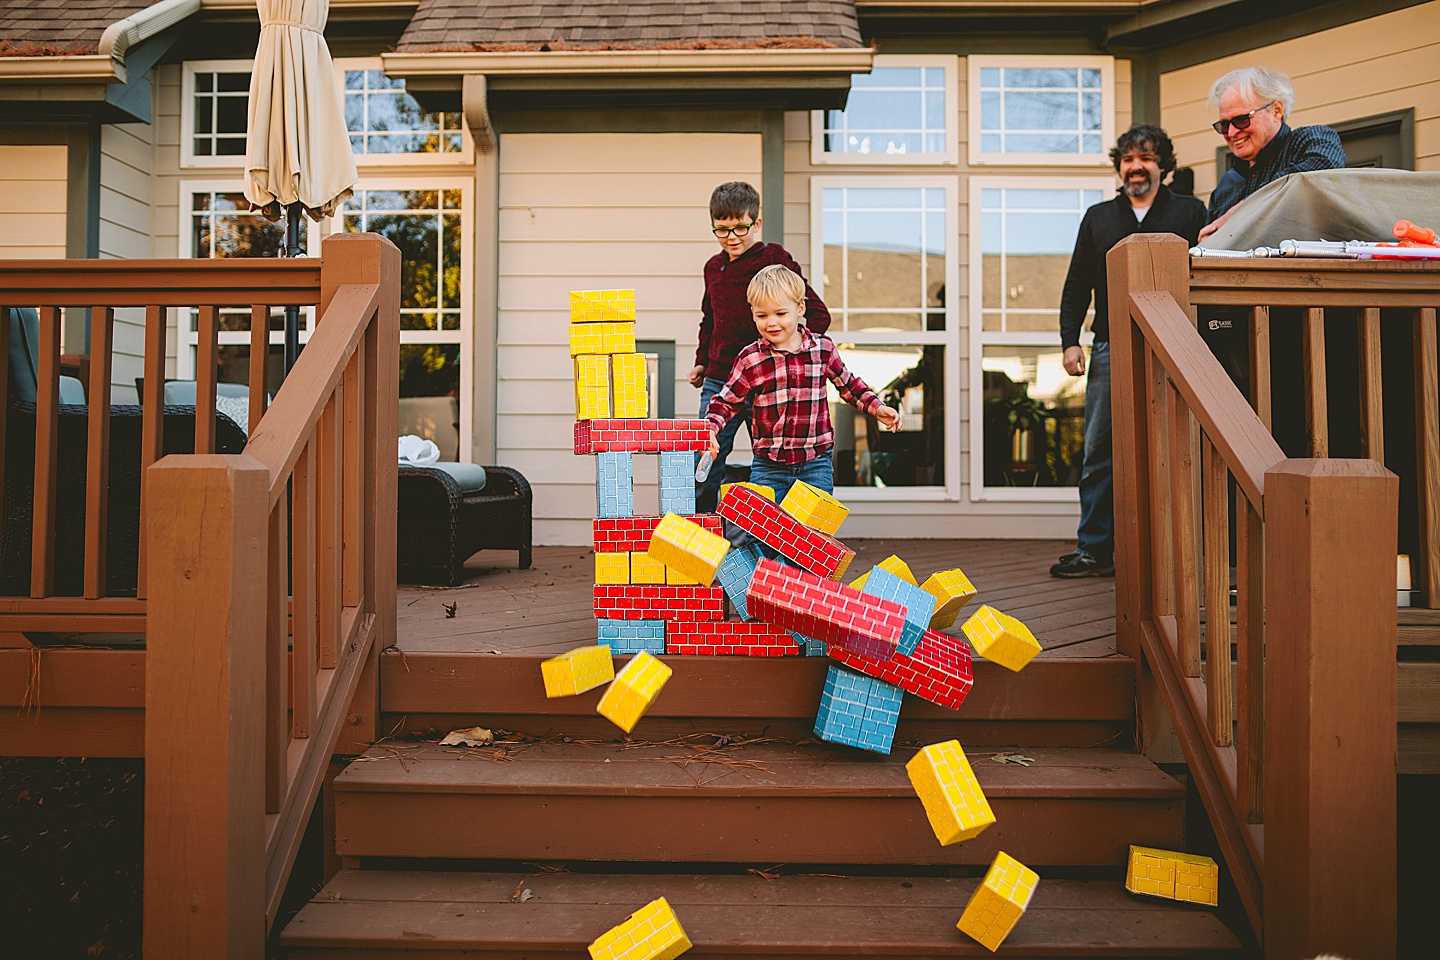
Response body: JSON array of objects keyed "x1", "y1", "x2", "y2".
[
  {"x1": 710, "y1": 181, "x2": 761, "y2": 222},
  {"x1": 1109, "y1": 124, "x2": 1177, "y2": 178}
]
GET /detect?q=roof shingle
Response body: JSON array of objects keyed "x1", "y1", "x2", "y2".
[{"x1": 0, "y1": 0, "x2": 153, "y2": 56}]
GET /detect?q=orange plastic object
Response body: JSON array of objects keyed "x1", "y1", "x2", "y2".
[{"x1": 1394, "y1": 220, "x2": 1438, "y2": 245}]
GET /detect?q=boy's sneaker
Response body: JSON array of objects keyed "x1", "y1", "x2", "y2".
[{"x1": 1049, "y1": 553, "x2": 1114, "y2": 578}]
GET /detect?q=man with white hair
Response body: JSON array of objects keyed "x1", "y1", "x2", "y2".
[{"x1": 1198, "y1": 66, "x2": 1345, "y2": 242}]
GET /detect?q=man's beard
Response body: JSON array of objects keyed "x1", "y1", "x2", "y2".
[{"x1": 1123, "y1": 173, "x2": 1153, "y2": 198}]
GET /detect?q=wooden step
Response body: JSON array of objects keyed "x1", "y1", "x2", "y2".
[
  {"x1": 280, "y1": 869, "x2": 1242, "y2": 958},
  {"x1": 334, "y1": 743, "x2": 1182, "y2": 867},
  {"x1": 378, "y1": 653, "x2": 1137, "y2": 747}
]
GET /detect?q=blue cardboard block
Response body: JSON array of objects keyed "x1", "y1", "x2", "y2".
[
  {"x1": 860, "y1": 565, "x2": 936, "y2": 657},
  {"x1": 597, "y1": 618, "x2": 667, "y2": 654},
  {"x1": 717, "y1": 542, "x2": 764, "y2": 619},
  {"x1": 595, "y1": 451, "x2": 634, "y2": 518},
  {"x1": 814, "y1": 664, "x2": 902, "y2": 754},
  {"x1": 658, "y1": 450, "x2": 697, "y2": 514},
  {"x1": 794, "y1": 632, "x2": 827, "y2": 657}
]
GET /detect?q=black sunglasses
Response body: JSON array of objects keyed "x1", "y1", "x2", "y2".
[{"x1": 1212, "y1": 102, "x2": 1277, "y2": 136}]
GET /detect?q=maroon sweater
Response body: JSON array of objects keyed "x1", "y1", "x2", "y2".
[{"x1": 695, "y1": 242, "x2": 831, "y2": 380}]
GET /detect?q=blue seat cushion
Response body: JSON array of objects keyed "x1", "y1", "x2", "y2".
[{"x1": 430, "y1": 462, "x2": 487, "y2": 494}]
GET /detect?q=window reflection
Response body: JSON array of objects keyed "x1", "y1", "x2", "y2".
[
  {"x1": 980, "y1": 187, "x2": 1102, "y2": 333},
  {"x1": 981, "y1": 345, "x2": 1085, "y2": 488},
  {"x1": 831, "y1": 344, "x2": 945, "y2": 487},
  {"x1": 345, "y1": 70, "x2": 464, "y2": 155},
  {"x1": 979, "y1": 66, "x2": 1104, "y2": 156},
  {"x1": 822, "y1": 186, "x2": 946, "y2": 333},
  {"x1": 825, "y1": 66, "x2": 947, "y2": 155}
]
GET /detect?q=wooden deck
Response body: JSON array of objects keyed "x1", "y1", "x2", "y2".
[{"x1": 396, "y1": 538, "x2": 1117, "y2": 659}]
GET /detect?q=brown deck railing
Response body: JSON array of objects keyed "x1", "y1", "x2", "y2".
[
  {"x1": 1109, "y1": 235, "x2": 1402, "y2": 958},
  {"x1": 0, "y1": 233, "x2": 399, "y2": 954}
]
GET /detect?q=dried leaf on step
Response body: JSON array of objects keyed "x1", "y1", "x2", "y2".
[
  {"x1": 443, "y1": 601, "x2": 458, "y2": 618},
  {"x1": 440, "y1": 726, "x2": 493, "y2": 747},
  {"x1": 989, "y1": 753, "x2": 1035, "y2": 765},
  {"x1": 516, "y1": 888, "x2": 533, "y2": 902}
]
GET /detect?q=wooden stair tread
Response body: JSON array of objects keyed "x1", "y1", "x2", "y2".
[
  {"x1": 336, "y1": 743, "x2": 1182, "y2": 799},
  {"x1": 281, "y1": 871, "x2": 1241, "y2": 956}
]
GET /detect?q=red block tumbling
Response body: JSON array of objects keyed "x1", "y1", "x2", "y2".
[
  {"x1": 718, "y1": 485, "x2": 855, "y2": 580},
  {"x1": 575, "y1": 418, "x2": 712, "y2": 455},
  {"x1": 594, "y1": 584, "x2": 725, "y2": 621},
  {"x1": 829, "y1": 627, "x2": 974, "y2": 710},
  {"x1": 666, "y1": 620, "x2": 799, "y2": 656},
  {"x1": 745, "y1": 559, "x2": 904, "y2": 661},
  {"x1": 593, "y1": 515, "x2": 723, "y2": 552}
]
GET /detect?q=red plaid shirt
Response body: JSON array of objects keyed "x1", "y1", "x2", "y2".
[{"x1": 705, "y1": 330, "x2": 883, "y2": 465}]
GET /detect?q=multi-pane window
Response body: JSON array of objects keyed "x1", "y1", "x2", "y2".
[
  {"x1": 968, "y1": 56, "x2": 1114, "y2": 166},
  {"x1": 343, "y1": 69, "x2": 465, "y2": 156},
  {"x1": 969, "y1": 179, "x2": 1111, "y2": 498},
  {"x1": 182, "y1": 62, "x2": 252, "y2": 165},
  {"x1": 813, "y1": 56, "x2": 958, "y2": 165},
  {"x1": 814, "y1": 181, "x2": 957, "y2": 492}
]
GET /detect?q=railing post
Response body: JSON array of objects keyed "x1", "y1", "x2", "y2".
[
  {"x1": 144, "y1": 454, "x2": 270, "y2": 959},
  {"x1": 1107, "y1": 235, "x2": 1192, "y2": 662},
  {"x1": 1263, "y1": 459, "x2": 1397, "y2": 960}
]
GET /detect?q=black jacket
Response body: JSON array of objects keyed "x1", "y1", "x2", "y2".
[{"x1": 1059, "y1": 186, "x2": 1206, "y2": 348}]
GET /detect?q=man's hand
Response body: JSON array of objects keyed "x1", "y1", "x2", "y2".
[
  {"x1": 1198, "y1": 207, "x2": 1233, "y2": 243},
  {"x1": 875, "y1": 404, "x2": 903, "y2": 433},
  {"x1": 688, "y1": 365, "x2": 707, "y2": 388},
  {"x1": 1062, "y1": 346, "x2": 1086, "y2": 377}
]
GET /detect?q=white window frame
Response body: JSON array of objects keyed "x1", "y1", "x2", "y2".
[
  {"x1": 334, "y1": 57, "x2": 474, "y2": 166},
  {"x1": 811, "y1": 55, "x2": 960, "y2": 167},
  {"x1": 966, "y1": 55, "x2": 1115, "y2": 168},
  {"x1": 334, "y1": 177, "x2": 475, "y2": 461},
  {"x1": 810, "y1": 175, "x2": 961, "y2": 501},
  {"x1": 967, "y1": 174, "x2": 1113, "y2": 502},
  {"x1": 180, "y1": 59, "x2": 253, "y2": 169}
]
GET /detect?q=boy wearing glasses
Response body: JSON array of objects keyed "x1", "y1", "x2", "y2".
[
  {"x1": 704, "y1": 264, "x2": 900, "y2": 508},
  {"x1": 690, "y1": 181, "x2": 831, "y2": 511}
]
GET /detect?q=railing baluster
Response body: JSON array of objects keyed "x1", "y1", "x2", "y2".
[
  {"x1": 1358, "y1": 306, "x2": 1385, "y2": 463},
  {"x1": 138, "y1": 305, "x2": 167, "y2": 599},
  {"x1": 1169, "y1": 386, "x2": 1200, "y2": 676},
  {"x1": 292, "y1": 440, "x2": 317, "y2": 739},
  {"x1": 84, "y1": 307, "x2": 115, "y2": 599},
  {"x1": 31, "y1": 306, "x2": 61, "y2": 598},
  {"x1": 1303, "y1": 306, "x2": 1328, "y2": 456},
  {"x1": 342, "y1": 348, "x2": 363, "y2": 608},
  {"x1": 1148, "y1": 353, "x2": 1174, "y2": 617},
  {"x1": 1236, "y1": 497, "x2": 1264, "y2": 824},
  {"x1": 1416, "y1": 307, "x2": 1440, "y2": 608},
  {"x1": 1202, "y1": 438, "x2": 1233, "y2": 747},
  {"x1": 0, "y1": 310, "x2": 8, "y2": 541},
  {"x1": 250, "y1": 304, "x2": 269, "y2": 434},
  {"x1": 196, "y1": 305, "x2": 219, "y2": 454},
  {"x1": 1249, "y1": 305, "x2": 1271, "y2": 429},
  {"x1": 317, "y1": 391, "x2": 341, "y2": 670},
  {"x1": 265, "y1": 501, "x2": 288, "y2": 815}
]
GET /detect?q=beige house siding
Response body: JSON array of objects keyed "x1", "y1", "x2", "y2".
[
  {"x1": 0, "y1": 144, "x2": 66, "y2": 260},
  {"x1": 496, "y1": 132, "x2": 761, "y2": 545},
  {"x1": 1162, "y1": 1, "x2": 1440, "y2": 202},
  {"x1": 777, "y1": 56, "x2": 1131, "y2": 539},
  {"x1": 100, "y1": 115, "x2": 157, "y2": 402}
]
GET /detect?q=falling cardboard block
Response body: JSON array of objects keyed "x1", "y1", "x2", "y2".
[
  {"x1": 1125, "y1": 845, "x2": 1219, "y2": 906},
  {"x1": 597, "y1": 651, "x2": 672, "y2": 733},
  {"x1": 648, "y1": 512, "x2": 730, "y2": 586},
  {"x1": 541, "y1": 645, "x2": 615, "y2": 698},
  {"x1": 848, "y1": 554, "x2": 917, "y2": 591},
  {"x1": 906, "y1": 739, "x2": 995, "y2": 845},
  {"x1": 961, "y1": 604, "x2": 1041, "y2": 672},
  {"x1": 956, "y1": 851, "x2": 1039, "y2": 952},
  {"x1": 780, "y1": 479, "x2": 849, "y2": 536},
  {"x1": 922, "y1": 568, "x2": 977, "y2": 630},
  {"x1": 587, "y1": 896, "x2": 691, "y2": 960}
]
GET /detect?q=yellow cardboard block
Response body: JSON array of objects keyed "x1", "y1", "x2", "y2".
[
  {"x1": 570, "y1": 321, "x2": 637, "y2": 356},
  {"x1": 611, "y1": 352, "x2": 650, "y2": 418},
  {"x1": 720, "y1": 481, "x2": 774, "y2": 502},
  {"x1": 595, "y1": 552, "x2": 630, "y2": 585},
  {"x1": 780, "y1": 480, "x2": 849, "y2": 536},
  {"x1": 570, "y1": 289, "x2": 638, "y2": 324},
  {"x1": 961, "y1": 605, "x2": 1041, "y2": 672},
  {"x1": 587, "y1": 896, "x2": 691, "y2": 960},
  {"x1": 906, "y1": 740, "x2": 995, "y2": 846},
  {"x1": 647, "y1": 512, "x2": 729, "y2": 586},
  {"x1": 922, "y1": 568, "x2": 977, "y2": 629},
  {"x1": 541, "y1": 645, "x2": 615, "y2": 698},
  {"x1": 575, "y1": 354, "x2": 612, "y2": 420},
  {"x1": 956, "y1": 851, "x2": 1039, "y2": 952},
  {"x1": 849, "y1": 554, "x2": 917, "y2": 591},
  {"x1": 597, "y1": 651, "x2": 672, "y2": 733},
  {"x1": 1125, "y1": 845, "x2": 1219, "y2": 906},
  {"x1": 629, "y1": 551, "x2": 666, "y2": 584}
]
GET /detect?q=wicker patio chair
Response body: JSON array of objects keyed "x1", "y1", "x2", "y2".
[{"x1": 397, "y1": 464, "x2": 533, "y2": 586}]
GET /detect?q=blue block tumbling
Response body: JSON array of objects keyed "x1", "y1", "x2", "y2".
[
  {"x1": 860, "y1": 566, "x2": 937, "y2": 657},
  {"x1": 597, "y1": 618, "x2": 667, "y2": 654},
  {"x1": 794, "y1": 632, "x2": 827, "y2": 657},
  {"x1": 658, "y1": 450, "x2": 696, "y2": 514},
  {"x1": 814, "y1": 664, "x2": 902, "y2": 754},
  {"x1": 717, "y1": 542, "x2": 764, "y2": 619},
  {"x1": 595, "y1": 451, "x2": 634, "y2": 518}
]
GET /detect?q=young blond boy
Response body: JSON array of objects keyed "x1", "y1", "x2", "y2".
[{"x1": 705, "y1": 264, "x2": 900, "y2": 504}]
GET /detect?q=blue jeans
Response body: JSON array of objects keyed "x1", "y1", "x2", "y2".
[
  {"x1": 747, "y1": 453, "x2": 835, "y2": 558},
  {"x1": 1075, "y1": 342, "x2": 1113, "y2": 562},
  {"x1": 696, "y1": 376, "x2": 751, "y2": 513}
]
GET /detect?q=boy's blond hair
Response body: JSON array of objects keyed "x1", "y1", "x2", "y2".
[{"x1": 747, "y1": 263, "x2": 806, "y2": 310}]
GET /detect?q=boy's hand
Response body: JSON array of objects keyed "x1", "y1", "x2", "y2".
[
  {"x1": 688, "y1": 365, "x2": 707, "y2": 387},
  {"x1": 709, "y1": 433, "x2": 721, "y2": 460},
  {"x1": 875, "y1": 404, "x2": 903, "y2": 433}
]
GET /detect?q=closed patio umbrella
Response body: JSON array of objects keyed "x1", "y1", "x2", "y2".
[{"x1": 244, "y1": 0, "x2": 358, "y2": 371}]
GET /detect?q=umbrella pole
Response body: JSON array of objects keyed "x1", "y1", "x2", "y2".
[{"x1": 283, "y1": 200, "x2": 303, "y2": 373}]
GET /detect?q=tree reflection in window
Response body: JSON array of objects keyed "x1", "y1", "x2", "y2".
[{"x1": 345, "y1": 70, "x2": 463, "y2": 155}]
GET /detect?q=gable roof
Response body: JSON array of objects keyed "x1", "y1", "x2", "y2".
[
  {"x1": 397, "y1": 0, "x2": 865, "y2": 53},
  {"x1": 0, "y1": 0, "x2": 153, "y2": 56}
]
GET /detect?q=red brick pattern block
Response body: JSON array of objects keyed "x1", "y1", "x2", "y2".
[
  {"x1": 745, "y1": 559, "x2": 904, "y2": 661},
  {"x1": 666, "y1": 619, "x2": 799, "y2": 656},
  {"x1": 593, "y1": 515, "x2": 723, "y2": 552},
  {"x1": 718, "y1": 485, "x2": 855, "y2": 580},
  {"x1": 575, "y1": 418, "x2": 712, "y2": 455},
  {"x1": 829, "y1": 626, "x2": 975, "y2": 710},
  {"x1": 594, "y1": 583, "x2": 725, "y2": 621}
]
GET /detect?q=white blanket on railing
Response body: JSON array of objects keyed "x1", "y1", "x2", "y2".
[{"x1": 397, "y1": 434, "x2": 440, "y2": 465}]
